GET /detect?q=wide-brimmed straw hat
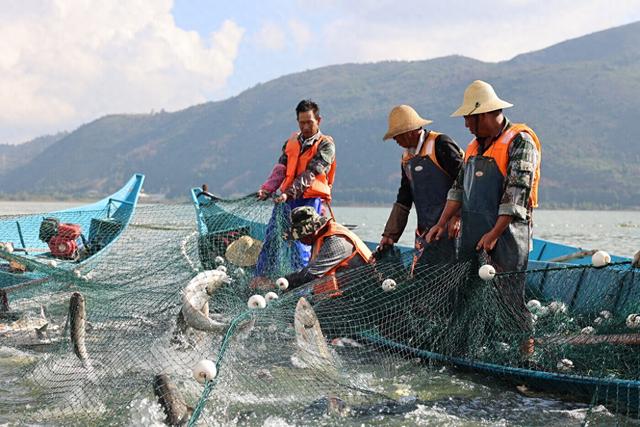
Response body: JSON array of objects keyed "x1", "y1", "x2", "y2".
[
  {"x1": 225, "y1": 235, "x2": 263, "y2": 267},
  {"x1": 451, "y1": 80, "x2": 513, "y2": 117},
  {"x1": 287, "y1": 206, "x2": 329, "y2": 240},
  {"x1": 383, "y1": 105, "x2": 433, "y2": 140}
]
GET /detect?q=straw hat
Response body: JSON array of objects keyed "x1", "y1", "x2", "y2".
[
  {"x1": 451, "y1": 80, "x2": 513, "y2": 117},
  {"x1": 225, "y1": 235, "x2": 263, "y2": 267},
  {"x1": 383, "y1": 105, "x2": 433, "y2": 140}
]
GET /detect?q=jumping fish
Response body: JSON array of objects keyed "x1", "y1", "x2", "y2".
[
  {"x1": 69, "y1": 292, "x2": 91, "y2": 368},
  {"x1": 153, "y1": 373, "x2": 193, "y2": 426},
  {"x1": 179, "y1": 270, "x2": 231, "y2": 333},
  {"x1": 293, "y1": 297, "x2": 338, "y2": 371}
]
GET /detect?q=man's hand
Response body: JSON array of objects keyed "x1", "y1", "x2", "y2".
[
  {"x1": 447, "y1": 216, "x2": 461, "y2": 239},
  {"x1": 257, "y1": 189, "x2": 270, "y2": 200},
  {"x1": 476, "y1": 230, "x2": 500, "y2": 252},
  {"x1": 425, "y1": 223, "x2": 446, "y2": 243},
  {"x1": 633, "y1": 250, "x2": 640, "y2": 268},
  {"x1": 274, "y1": 193, "x2": 288, "y2": 203},
  {"x1": 377, "y1": 236, "x2": 395, "y2": 252}
]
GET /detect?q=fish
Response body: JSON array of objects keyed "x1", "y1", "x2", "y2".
[
  {"x1": 0, "y1": 305, "x2": 56, "y2": 347},
  {"x1": 69, "y1": 292, "x2": 91, "y2": 368},
  {"x1": 153, "y1": 373, "x2": 193, "y2": 426},
  {"x1": 179, "y1": 270, "x2": 231, "y2": 333},
  {"x1": 293, "y1": 297, "x2": 338, "y2": 371}
]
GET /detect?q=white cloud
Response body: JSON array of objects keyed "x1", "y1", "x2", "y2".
[
  {"x1": 0, "y1": 0, "x2": 244, "y2": 143},
  {"x1": 288, "y1": 19, "x2": 312, "y2": 52},
  {"x1": 253, "y1": 21, "x2": 286, "y2": 51},
  {"x1": 318, "y1": 0, "x2": 640, "y2": 63}
]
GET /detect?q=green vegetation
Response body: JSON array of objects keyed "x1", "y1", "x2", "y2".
[{"x1": 2, "y1": 22, "x2": 639, "y2": 207}]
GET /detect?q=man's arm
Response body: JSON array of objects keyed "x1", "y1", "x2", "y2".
[
  {"x1": 284, "y1": 138, "x2": 335, "y2": 199},
  {"x1": 498, "y1": 132, "x2": 538, "y2": 220},
  {"x1": 434, "y1": 134, "x2": 464, "y2": 179},
  {"x1": 425, "y1": 165, "x2": 465, "y2": 242},
  {"x1": 285, "y1": 235, "x2": 353, "y2": 289},
  {"x1": 380, "y1": 166, "x2": 413, "y2": 246},
  {"x1": 258, "y1": 141, "x2": 289, "y2": 200}
]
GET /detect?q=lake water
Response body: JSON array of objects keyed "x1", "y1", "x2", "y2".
[
  {"x1": 1, "y1": 202, "x2": 638, "y2": 257},
  {"x1": 0, "y1": 201, "x2": 638, "y2": 426}
]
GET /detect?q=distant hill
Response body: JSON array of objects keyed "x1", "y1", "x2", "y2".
[{"x1": 2, "y1": 21, "x2": 640, "y2": 208}]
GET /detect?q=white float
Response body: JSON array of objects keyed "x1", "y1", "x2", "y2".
[
  {"x1": 591, "y1": 250, "x2": 611, "y2": 267},
  {"x1": 276, "y1": 277, "x2": 289, "y2": 291},
  {"x1": 580, "y1": 326, "x2": 595, "y2": 335},
  {"x1": 247, "y1": 294, "x2": 267, "y2": 309},
  {"x1": 556, "y1": 358, "x2": 574, "y2": 372},
  {"x1": 214, "y1": 256, "x2": 225, "y2": 266},
  {"x1": 548, "y1": 301, "x2": 567, "y2": 314},
  {"x1": 599, "y1": 310, "x2": 612, "y2": 320},
  {"x1": 192, "y1": 359, "x2": 217, "y2": 384},
  {"x1": 478, "y1": 264, "x2": 496, "y2": 281},
  {"x1": 216, "y1": 265, "x2": 227, "y2": 273},
  {"x1": 381, "y1": 278, "x2": 397, "y2": 292},
  {"x1": 265, "y1": 292, "x2": 278, "y2": 304},
  {"x1": 526, "y1": 300, "x2": 542, "y2": 311},
  {"x1": 626, "y1": 313, "x2": 640, "y2": 329}
]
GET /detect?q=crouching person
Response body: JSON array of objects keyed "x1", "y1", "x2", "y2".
[{"x1": 283, "y1": 206, "x2": 373, "y2": 298}]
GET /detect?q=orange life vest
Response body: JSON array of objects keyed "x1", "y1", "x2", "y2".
[
  {"x1": 311, "y1": 220, "x2": 373, "y2": 298},
  {"x1": 279, "y1": 132, "x2": 337, "y2": 202},
  {"x1": 464, "y1": 123, "x2": 541, "y2": 208},
  {"x1": 400, "y1": 131, "x2": 449, "y2": 175}
]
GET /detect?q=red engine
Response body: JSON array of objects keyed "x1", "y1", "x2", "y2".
[{"x1": 48, "y1": 223, "x2": 81, "y2": 259}]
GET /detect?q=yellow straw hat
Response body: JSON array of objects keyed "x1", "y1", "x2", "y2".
[
  {"x1": 383, "y1": 105, "x2": 433, "y2": 140},
  {"x1": 225, "y1": 235, "x2": 263, "y2": 267},
  {"x1": 451, "y1": 80, "x2": 513, "y2": 117}
]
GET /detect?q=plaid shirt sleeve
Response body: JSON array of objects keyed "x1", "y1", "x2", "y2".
[
  {"x1": 498, "y1": 132, "x2": 538, "y2": 220},
  {"x1": 285, "y1": 236, "x2": 353, "y2": 288}
]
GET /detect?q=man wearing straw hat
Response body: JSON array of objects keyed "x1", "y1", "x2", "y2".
[
  {"x1": 426, "y1": 80, "x2": 541, "y2": 344},
  {"x1": 379, "y1": 105, "x2": 464, "y2": 268}
]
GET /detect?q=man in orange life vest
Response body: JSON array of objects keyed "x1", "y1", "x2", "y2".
[
  {"x1": 426, "y1": 80, "x2": 541, "y2": 334},
  {"x1": 257, "y1": 100, "x2": 336, "y2": 267},
  {"x1": 282, "y1": 206, "x2": 372, "y2": 296},
  {"x1": 379, "y1": 105, "x2": 464, "y2": 268}
]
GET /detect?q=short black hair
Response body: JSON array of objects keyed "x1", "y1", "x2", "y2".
[{"x1": 296, "y1": 99, "x2": 320, "y2": 119}]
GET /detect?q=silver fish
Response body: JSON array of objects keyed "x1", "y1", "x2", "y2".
[
  {"x1": 0, "y1": 305, "x2": 50, "y2": 347},
  {"x1": 179, "y1": 270, "x2": 230, "y2": 333},
  {"x1": 153, "y1": 373, "x2": 193, "y2": 426},
  {"x1": 293, "y1": 297, "x2": 338, "y2": 370},
  {"x1": 69, "y1": 292, "x2": 91, "y2": 368}
]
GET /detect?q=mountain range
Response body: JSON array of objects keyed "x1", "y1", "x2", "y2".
[{"x1": 2, "y1": 21, "x2": 640, "y2": 208}]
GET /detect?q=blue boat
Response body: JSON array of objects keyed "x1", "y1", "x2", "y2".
[{"x1": 0, "y1": 173, "x2": 145, "y2": 309}]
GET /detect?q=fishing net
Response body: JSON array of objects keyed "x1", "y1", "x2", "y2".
[{"x1": 0, "y1": 194, "x2": 638, "y2": 426}]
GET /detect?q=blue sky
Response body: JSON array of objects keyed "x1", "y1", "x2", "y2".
[{"x1": 2, "y1": 0, "x2": 640, "y2": 144}]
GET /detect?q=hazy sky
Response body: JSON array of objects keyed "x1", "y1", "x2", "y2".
[{"x1": 2, "y1": 0, "x2": 640, "y2": 144}]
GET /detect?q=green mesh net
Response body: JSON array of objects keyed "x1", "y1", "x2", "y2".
[{"x1": 0, "y1": 195, "x2": 638, "y2": 426}]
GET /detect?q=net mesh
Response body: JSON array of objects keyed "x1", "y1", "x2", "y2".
[{"x1": 0, "y1": 195, "x2": 638, "y2": 426}]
